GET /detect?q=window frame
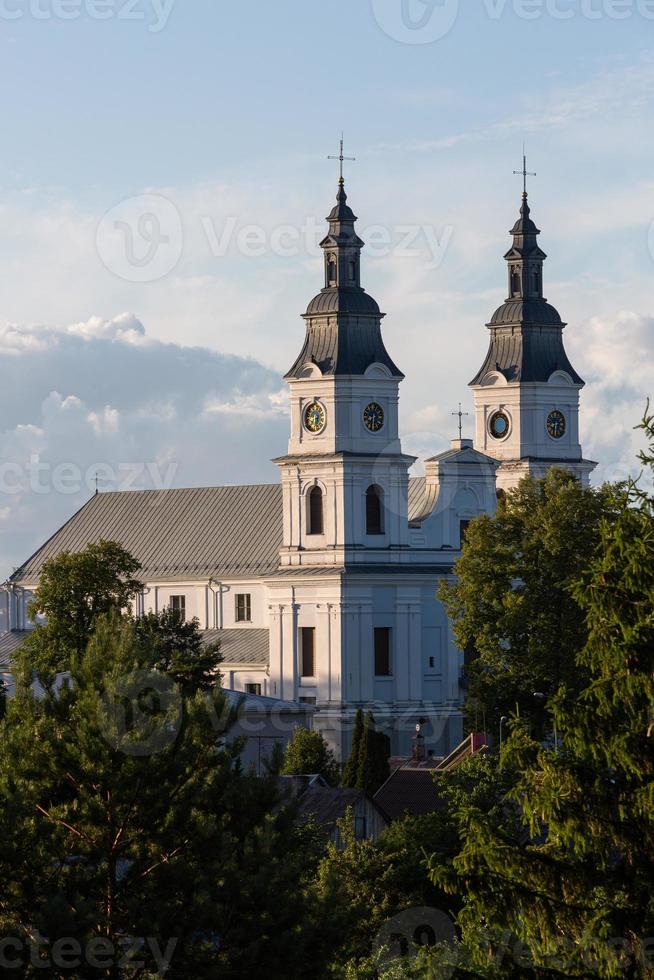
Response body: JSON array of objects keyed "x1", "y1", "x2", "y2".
[
  {"x1": 300, "y1": 627, "x2": 316, "y2": 679},
  {"x1": 245, "y1": 683, "x2": 262, "y2": 696},
  {"x1": 308, "y1": 485, "x2": 324, "y2": 536},
  {"x1": 374, "y1": 627, "x2": 392, "y2": 678},
  {"x1": 235, "y1": 593, "x2": 252, "y2": 623},
  {"x1": 366, "y1": 485, "x2": 384, "y2": 536},
  {"x1": 169, "y1": 594, "x2": 186, "y2": 621}
]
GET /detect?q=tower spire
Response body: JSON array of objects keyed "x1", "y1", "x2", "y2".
[
  {"x1": 513, "y1": 146, "x2": 536, "y2": 199},
  {"x1": 328, "y1": 134, "x2": 356, "y2": 185}
]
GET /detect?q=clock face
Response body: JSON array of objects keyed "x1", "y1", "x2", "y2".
[
  {"x1": 304, "y1": 401, "x2": 326, "y2": 434},
  {"x1": 490, "y1": 411, "x2": 510, "y2": 440},
  {"x1": 547, "y1": 410, "x2": 566, "y2": 439},
  {"x1": 363, "y1": 402, "x2": 385, "y2": 433}
]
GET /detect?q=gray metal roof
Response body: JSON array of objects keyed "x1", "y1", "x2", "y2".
[
  {"x1": 12, "y1": 485, "x2": 284, "y2": 585},
  {"x1": 0, "y1": 631, "x2": 29, "y2": 669},
  {"x1": 470, "y1": 324, "x2": 584, "y2": 386},
  {"x1": 285, "y1": 314, "x2": 403, "y2": 380},
  {"x1": 203, "y1": 628, "x2": 269, "y2": 666},
  {"x1": 223, "y1": 688, "x2": 312, "y2": 714},
  {"x1": 0, "y1": 627, "x2": 268, "y2": 672},
  {"x1": 11, "y1": 477, "x2": 445, "y2": 588},
  {"x1": 304, "y1": 287, "x2": 381, "y2": 317}
]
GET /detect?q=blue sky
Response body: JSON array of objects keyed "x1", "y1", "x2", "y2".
[{"x1": 0, "y1": 0, "x2": 653, "y2": 574}]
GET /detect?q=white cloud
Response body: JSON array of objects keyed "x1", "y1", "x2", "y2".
[{"x1": 0, "y1": 315, "x2": 287, "y2": 578}]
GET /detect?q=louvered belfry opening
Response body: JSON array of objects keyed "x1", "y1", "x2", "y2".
[
  {"x1": 366, "y1": 485, "x2": 383, "y2": 535},
  {"x1": 308, "y1": 486, "x2": 324, "y2": 535}
]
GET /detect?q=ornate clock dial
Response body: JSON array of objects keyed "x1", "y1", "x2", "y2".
[
  {"x1": 363, "y1": 402, "x2": 385, "y2": 433},
  {"x1": 304, "y1": 401, "x2": 326, "y2": 434},
  {"x1": 547, "y1": 410, "x2": 566, "y2": 439},
  {"x1": 489, "y1": 411, "x2": 510, "y2": 440}
]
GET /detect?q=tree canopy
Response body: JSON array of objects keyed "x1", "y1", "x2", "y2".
[
  {"x1": 0, "y1": 614, "x2": 324, "y2": 979},
  {"x1": 429, "y1": 412, "x2": 654, "y2": 978},
  {"x1": 440, "y1": 468, "x2": 624, "y2": 738},
  {"x1": 281, "y1": 726, "x2": 340, "y2": 786}
]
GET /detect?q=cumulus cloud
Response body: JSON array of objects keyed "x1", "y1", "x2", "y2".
[
  {"x1": 569, "y1": 312, "x2": 654, "y2": 486},
  {"x1": 0, "y1": 315, "x2": 288, "y2": 578}
]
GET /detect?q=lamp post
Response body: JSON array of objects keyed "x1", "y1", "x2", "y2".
[{"x1": 499, "y1": 715, "x2": 508, "y2": 753}]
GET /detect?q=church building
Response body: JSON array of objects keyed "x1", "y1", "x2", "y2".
[{"x1": 0, "y1": 171, "x2": 595, "y2": 761}]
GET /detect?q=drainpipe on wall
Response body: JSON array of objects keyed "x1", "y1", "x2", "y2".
[
  {"x1": 139, "y1": 586, "x2": 152, "y2": 618},
  {"x1": 208, "y1": 579, "x2": 224, "y2": 631}
]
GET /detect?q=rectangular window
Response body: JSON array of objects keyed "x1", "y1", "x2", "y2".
[
  {"x1": 374, "y1": 628, "x2": 392, "y2": 677},
  {"x1": 300, "y1": 627, "x2": 316, "y2": 678},
  {"x1": 460, "y1": 520, "x2": 471, "y2": 546},
  {"x1": 169, "y1": 595, "x2": 186, "y2": 621},
  {"x1": 245, "y1": 683, "x2": 262, "y2": 696},
  {"x1": 299, "y1": 696, "x2": 317, "y2": 705},
  {"x1": 354, "y1": 815, "x2": 368, "y2": 840},
  {"x1": 235, "y1": 593, "x2": 252, "y2": 623}
]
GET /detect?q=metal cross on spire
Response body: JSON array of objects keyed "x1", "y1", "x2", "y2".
[
  {"x1": 452, "y1": 403, "x2": 470, "y2": 440},
  {"x1": 328, "y1": 134, "x2": 355, "y2": 183},
  {"x1": 513, "y1": 145, "x2": 536, "y2": 197}
]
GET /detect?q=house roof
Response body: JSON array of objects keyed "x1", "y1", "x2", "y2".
[
  {"x1": 0, "y1": 631, "x2": 29, "y2": 670},
  {"x1": 295, "y1": 785, "x2": 387, "y2": 831},
  {"x1": 223, "y1": 688, "x2": 314, "y2": 715},
  {"x1": 204, "y1": 628, "x2": 270, "y2": 667},
  {"x1": 10, "y1": 477, "x2": 446, "y2": 587},
  {"x1": 374, "y1": 766, "x2": 447, "y2": 821},
  {"x1": 11, "y1": 485, "x2": 284, "y2": 585}
]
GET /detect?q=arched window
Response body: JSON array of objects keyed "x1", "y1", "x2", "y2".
[
  {"x1": 308, "y1": 486, "x2": 324, "y2": 535},
  {"x1": 328, "y1": 256, "x2": 337, "y2": 285},
  {"x1": 532, "y1": 268, "x2": 540, "y2": 294},
  {"x1": 366, "y1": 485, "x2": 383, "y2": 536},
  {"x1": 349, "y1": 260, "x2": 356, "y2": 281}
]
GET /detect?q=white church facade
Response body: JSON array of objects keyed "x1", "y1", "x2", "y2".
[{"x1": 0, "y1": 175, "x2": 595, "y2": 761}]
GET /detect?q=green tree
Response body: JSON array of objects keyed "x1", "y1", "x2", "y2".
[
  {"x1": 441, "y1": 468, "x2": 624, "y2": 737},
  {"x1": 21, "y1": 540, "x2": 142, "y2": 678},
  {"x1": 342, "y1": 710, "x2": 390, "y2": 796},
  {"x1": 356, "y1": 712, "x2": 391, "y2": 797},
  {"x1": 342, "y1": 708, "x2": 365, "y2": 788},
  {"x1": 315, "y1": 753, "x2": 511, "y2": 977},
  {"x1": 431, "y1": 412, "x2": 654, "y2": 978},
  {"x1": 131, "y1": 607, "x2": 222, "y2": 693},
  {"x1": 281, "y1": 726, "x2": 340, "y2": 786},
  {"x1": 0, "y1": 614, "x2": 323, "y2": 979}
]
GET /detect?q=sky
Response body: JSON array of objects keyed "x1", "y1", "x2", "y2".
[{"x1": 0, "y1": 0, "x2": 653, "y2": 575}]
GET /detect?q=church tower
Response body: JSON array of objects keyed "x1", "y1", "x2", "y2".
[
  {"x1": 470, "y1": 180, "x2": 596, "y2": 492},
  {"x1": 276, "y1": 174, "x2": 415, "y2": 566}
]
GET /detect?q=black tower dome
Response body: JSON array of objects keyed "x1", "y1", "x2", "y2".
[
  {"x1": 470, "y1": 191, "x2": 583, "y2": 386},
  {"x1": 286, "y1": 179, "x2": 402, "y2": 379}
]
